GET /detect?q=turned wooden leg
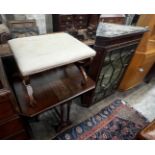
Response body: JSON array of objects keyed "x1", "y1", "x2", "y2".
[
  {"x1": 60, "y1": 104, "x2": 65, "y2": 125},
  {"x1": 75, "y1": 59, "x2": 94, "y2": 86},
  {"x1": 66, "y1": 103, "x2": 71, "y2": 122},
  {"x1": 22, "y1": 76, "x2": 36, "y2": 106},
  {"x1": 77, "y1": 65, "x2": 88, "y2": 86},
  {"x1": 55, "y1": 102, "x2": 72, "y2": 132},
  {"x1": 55, "y1": 104, "x2": 65, "y2": 132}
]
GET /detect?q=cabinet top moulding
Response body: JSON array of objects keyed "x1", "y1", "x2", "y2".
[{"x1": 95, "y1": 22, "x2": 148, "y2": 47}]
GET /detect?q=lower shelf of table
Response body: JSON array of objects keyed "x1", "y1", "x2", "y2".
[{"x1": 13, "y1": 64, "x2": 95, "y2": 117}]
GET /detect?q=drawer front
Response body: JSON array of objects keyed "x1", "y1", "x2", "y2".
[
  {"x1": 75, "y1": 25, "x2": 87, "y2": 29},
  {"x1": 6, "y1": 131, "x2": 29, "y2": 140},
  {"x1": 59, "y1": 25, "x2": 73, "y2": 31},
  {"x1": 0, "y1": 99, "x2": 15, "y2": 121},
  {"x1": 74, "y1": 21, "x2": 87, "y2": 29},
  {"x1": 0, "y1": 92, "x2": 9, "y2": 102},
  {"x1": 58, "y1": 15, "x2": 88, "y2": 30},
  {"x1": 74, "y1": 15, "x2": 88, "y2": 21},
  {"x1": 74, "y1": 20, "x2": 87, "y2": 25},
  {"x1": 63, "y1": 21, "x2": 73, "y2": 28},
  {"x1": 59, "y1": 15, "x2": 73, "y2": 22},
  {"x1": 0, "y1": 117, "x2": 25, "y2": 139}
]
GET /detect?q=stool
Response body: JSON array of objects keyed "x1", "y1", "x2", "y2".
[{"x1": 8, "y1": 32, "x2": 96, "y2": 132}]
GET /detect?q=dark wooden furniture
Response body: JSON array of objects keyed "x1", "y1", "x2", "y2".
[
  {"x1": 137, "y1": 120, "x2": 155, "y2": 140},
  {"x1": 82, "y1": 23, "x2": 147, "y2": 106},
  {"x1": 119, "y1": 15, "x2": 155, "y2": 91},
  {"x1": 13, "y1": 64, "x2": 95, "y2": 117},
  {"x1": 53, "y1": 14, "x2": 89, "y2": 31},
  {"x1": 0, "y1": 57, "x2": 29, "y2": 139},
  {"x1": 13, "y1": 64, "x2": 95, "y2": 130},
  {"x1": 52, "y1": 14, "x2": 99, "y2": 46},
  {"x1": 9, "y1": 32, "x2": 96, "y2": 132}
]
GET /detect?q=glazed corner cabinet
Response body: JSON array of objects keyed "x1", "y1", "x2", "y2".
[{"x1": 82, "y1": 22, "x2": 147, "y2": 106}]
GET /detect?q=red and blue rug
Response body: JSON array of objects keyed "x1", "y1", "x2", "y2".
[{"x1": 54, "y1": 99, "x2": 149, "y2": 140}]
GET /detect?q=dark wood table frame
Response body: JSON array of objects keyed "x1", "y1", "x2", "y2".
[{"x1": 13, "y1": 64, "x2": 95, "y2": 132}]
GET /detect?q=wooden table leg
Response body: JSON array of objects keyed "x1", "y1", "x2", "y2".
[
  {"x1": 67, "y1": 103, "x2": 70, "y2": 122},
  {"x1": 60, "y1": 104, "x2": 65, "y2": 125},
  {"x1": 22, "y1": 76, "x2": 36, "y2": 106},
  {"x1": 78, "y1": 66, "x2": 88, "y2": 85},
  {"x1": 55, "y1": 102, "x2": 72, "y2": 132}
]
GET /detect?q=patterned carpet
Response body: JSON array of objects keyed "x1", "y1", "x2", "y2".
[{"x1": 54, "y1": 99, "x2": 148, "y2": 140}]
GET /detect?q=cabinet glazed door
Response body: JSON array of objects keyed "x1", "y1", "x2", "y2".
[{"x1": 93, "y1": 44, "x2": 137, "y2": 103}]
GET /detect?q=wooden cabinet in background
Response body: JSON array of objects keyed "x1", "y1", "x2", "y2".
[
  {"x1": 52, "y1": 14, "x2": 100, "y2": 46},
  {"x1": 53, "y1": 14, "x2": 89, "y2": 31},
  {"x1": 119, "y1": 15, "x2": 155, "y2": 91}
]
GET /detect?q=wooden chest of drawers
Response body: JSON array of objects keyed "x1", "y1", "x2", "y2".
[
  {"x1": 0, "y1": 57, "x2": 29, "y2": 140},
  {"x1": 53, "y1": 14, "x2": 89, "y2": 31},
  {"x1": 53, "y1": 14, "x2": 99, "y2": 46}
]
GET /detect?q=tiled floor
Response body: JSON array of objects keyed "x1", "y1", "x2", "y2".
[{"x1": 30, "y1": 79, "x2": 155, "y2": 139}]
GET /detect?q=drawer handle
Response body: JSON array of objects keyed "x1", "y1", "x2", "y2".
[{"x1": 139, "y1": 67, "x2": 144, "y2": 72}]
